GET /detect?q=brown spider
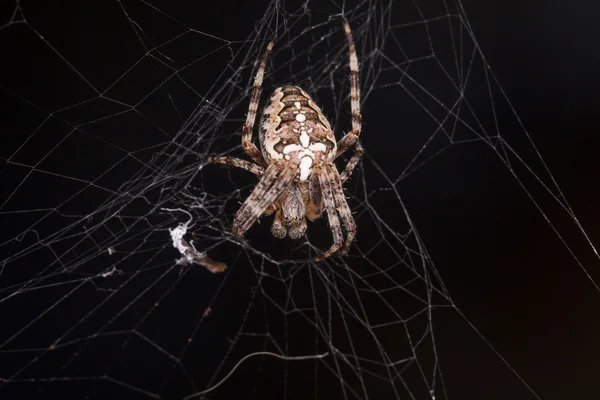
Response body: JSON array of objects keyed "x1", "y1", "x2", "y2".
[{"x1": 208, "y1": 19, "x2": 363, "y2": 260}]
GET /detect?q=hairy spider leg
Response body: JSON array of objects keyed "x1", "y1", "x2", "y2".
[
  {"x1": 241, "y1": 41, "x2": 274, "y2": 166},
  {"x1": 231, "y1": 162, "x2": 295, "y2": 237},
  {"x1": 335, "y1": 20, "x2": 362, "y2": 158},
  {"x1": 314, "y1": 165, "x2": 344, "y2": 260}
]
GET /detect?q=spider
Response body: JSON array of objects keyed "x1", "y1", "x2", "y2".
[{"x1": 207, "y1": 19, "x2": 363, "y2": 260}]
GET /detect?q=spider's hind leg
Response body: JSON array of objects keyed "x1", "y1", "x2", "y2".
[{"x1": 241, "y1": 41, "x2": 274, "y2": 166}]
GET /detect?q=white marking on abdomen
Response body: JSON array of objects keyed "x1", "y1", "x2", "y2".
[
  {"x1": 265, "y1": 139, "x2": 284, "y2": 159},
  {"x1": 299, "y1": 131, "x2": 310, "y2": 148},
  {"x1": 281, "y1": 141, "x2": 328, "y2": 179},
  {"x1": 309, "y1": 143, "x2": 326, "y2": 152},
  {"x1": 283, "y1": 144, "x2": 303, "y2": 154},
  {"x1": 299, "y1": 156, "x2": 313, "y2": 181}
]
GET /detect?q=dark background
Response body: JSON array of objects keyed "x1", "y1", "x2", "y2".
[{"x1": 1, "y1": 0, "x2": 600, "y2": 399}]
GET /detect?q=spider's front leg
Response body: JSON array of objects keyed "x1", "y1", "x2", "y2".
[
  {"x1": 312, "y1": 164, "x2": 356, "y2": 261},
  {"x1": 306, "y1": 171, "x2": 323, "y2": 220},
  {"x1": 232, "y1": 162, "x2": 296, "y2": 238},
  {"x1": 314, "y1": 165, "x2": 344, "y2": 261},
  {"x1": 326, "y1": 164, "x2": 356, "y2": 254}
]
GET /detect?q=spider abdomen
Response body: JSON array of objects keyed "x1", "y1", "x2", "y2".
[{"x1": 260, "y1": 86, "x2": 337, "y2": 181}]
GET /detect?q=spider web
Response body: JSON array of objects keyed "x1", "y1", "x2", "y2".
[{"x1": 1, "y1": 1, "x2": 599, "y2": 399}]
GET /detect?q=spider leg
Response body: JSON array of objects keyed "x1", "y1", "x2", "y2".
[
  {"x1": 314, "y1": 166, "x2": 344, "y2": 261},
  {"x1": 232, "y1": 162, "x2": 295, "y2": 237},
  {"x1": 335, "y1": 19, "x2": 362, "y2": 159},
  {"x1": 306, "y1": 171, "x2": 323, "y2": 220},
  {"x1": 339, "y1": 140, "x2": 364, "y2": 183},
  {"x1": 326, "y1": 164, "x2": 356, "y2": 254},
  {"x1": 206, "y1": 156, "x2": 276, "y2": 214},
  {"x1": 207, "y1": 156, "x2": 264, "y2": 176},
  {"x1": 264, "y1": 204, "x2": 277, "y2": 216},
  {"x1": 242, "y1": 41, "x2": 274, "y2": 167}
]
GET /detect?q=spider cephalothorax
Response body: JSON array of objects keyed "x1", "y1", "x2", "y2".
[{"x1": 208, "y1": 19, "x2": 363, "y2": 260}]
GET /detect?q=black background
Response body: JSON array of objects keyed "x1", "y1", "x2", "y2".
[{"x1": 2, "y1": 0, "x2": 600, "y2": 399}]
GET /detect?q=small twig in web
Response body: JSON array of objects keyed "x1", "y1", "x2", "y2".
[
  {"x1": 182, "y1": 351, "x2": 329, "y2": 399},
  {"x1": 164, "y1": 208, "x2": 227, "y2": 274},
  {"x1": 177, "y1": 238, "x2": 227, "y2": 273}
]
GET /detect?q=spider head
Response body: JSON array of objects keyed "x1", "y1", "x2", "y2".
[{"x1": 270, "y1": 184, "x2": 308, "y2": 240}]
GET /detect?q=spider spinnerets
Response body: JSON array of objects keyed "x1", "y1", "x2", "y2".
[{"x1": 208, "y1": 19, "x2": 363, "y2": 260}]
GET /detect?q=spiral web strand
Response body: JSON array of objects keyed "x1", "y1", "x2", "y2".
[{"x1": 1, "y1": 1, "x2": 599, "y2": 399}]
